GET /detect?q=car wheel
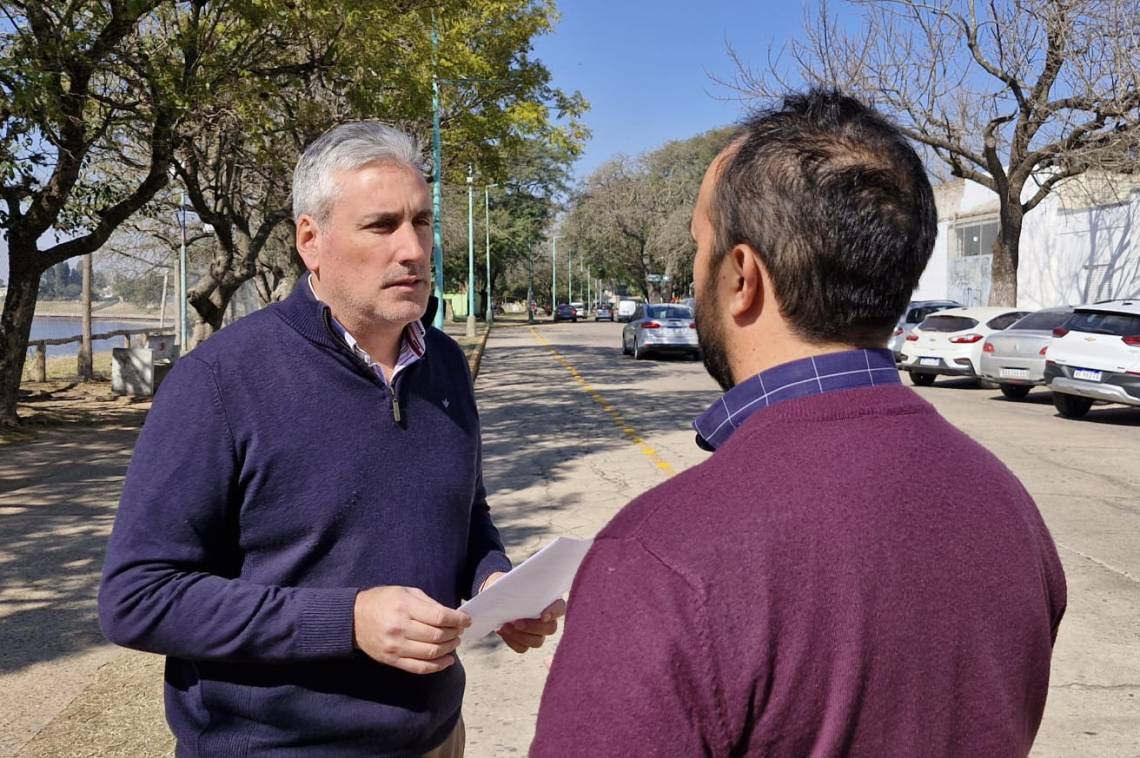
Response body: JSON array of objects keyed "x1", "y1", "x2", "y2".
[
  {"x1": 909, "y1": 371, "x2": 936, "y2": 387},
  {"x1": 621, "y1": 334, "x2": 631, "y2": 356},
  {"x1": 633, "y1": 338, "x2": 645, "y2": 360},
  {"x1": 999, "y1": 384, "x2": 1031, "y2": 400},
  {"x1": 1053, "y1": 392, "x2": 1093, "y2": 419}
]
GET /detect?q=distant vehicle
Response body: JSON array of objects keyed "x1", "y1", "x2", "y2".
[
  {"x1": 898, "y1": 306, "x2": 1030, "y2": 386},
  {"x1": 979, "y1": 307, "x2": 1074, "y2": 399},
  {"x1": 569, "y1": 301, "x2": 586, "y2": 319},
  {"x1": 616, "y1": 299, "x2": 639, "y2": 322},
  {"x1": 887, "y1": 300, "x2": 962, "y2": 361},
  {"x1": 1044, "y1": 300, "x2": 1140, "y2": 418},
  {"x1": 595, "y1": 303, "x2": 614, "y2": 321},
  {"x1": 553, "y1": 303, "x2": 577, "y2": 323},
  {"x1": 621, "y1": 304, "x2": 699, "y2": 360}
]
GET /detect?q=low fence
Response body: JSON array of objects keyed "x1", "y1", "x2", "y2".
[{"x1": 25, "y1": 328, "x2": 172, "y2": 382}]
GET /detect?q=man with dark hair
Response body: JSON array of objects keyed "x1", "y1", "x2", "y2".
[{"x1": 531, "y1": 90, "x2": 1066, "y2": 756}]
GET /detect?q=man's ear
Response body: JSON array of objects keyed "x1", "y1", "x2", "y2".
[
  {"x1": 296, "y1": 214, "x2": 320, "y2": 275},
  {"x1": 728, "y1": 244, "x2": 765, "y2": 320}
]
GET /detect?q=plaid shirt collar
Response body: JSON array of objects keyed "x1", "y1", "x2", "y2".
[
  {"x1": 307, "y1": 274, "x2": 427, "y2": 386},
  {"x1": 693, "y1": 348, "x2": 900, "y2": 451}
]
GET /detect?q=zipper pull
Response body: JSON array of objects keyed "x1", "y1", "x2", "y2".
[{"x1": 392, "y1": 392, "x2": 402, "y2": 423}]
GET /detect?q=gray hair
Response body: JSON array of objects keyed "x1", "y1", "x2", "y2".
[{"x1": 292, "y1": 121, "x2": 425, "y2": 224}]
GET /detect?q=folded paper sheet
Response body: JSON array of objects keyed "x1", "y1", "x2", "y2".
[{"x1": 459, "y1": 537, "x2": 594, "y2": 643}]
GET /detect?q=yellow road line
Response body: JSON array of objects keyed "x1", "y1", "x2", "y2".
[{"x1": 529, "y1": 327, "x2": 675, "y2": 476}]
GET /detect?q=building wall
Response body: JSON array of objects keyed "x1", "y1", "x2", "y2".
[{"x1": 921, "y1": 176, "x2": 1140, "y2": 308}]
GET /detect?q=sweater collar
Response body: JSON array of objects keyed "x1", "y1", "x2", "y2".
[
  {"x1": 693, "y1": 348, "x2": 900, "y2": 451},
  {"x1": 274, "y1": 274, "x2": 438, "y2": 352}
]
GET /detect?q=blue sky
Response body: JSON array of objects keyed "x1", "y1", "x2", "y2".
[
  {"x1": 3, "y1": 2, "x2": 817, "y2": 282},
  {"x1": 533, "y1": 0, "x2": 812, "y2": 177}
]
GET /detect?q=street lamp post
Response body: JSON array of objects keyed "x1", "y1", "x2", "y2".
[
  {"x1": 551, "y1": 236, "x2": 557, "y2": 319},
  {"x1": 466, "y1": 166, "x2": 476, "y2": 338},
  {"x1": 527, "y1": 250, "x2": 535, "y2": 323},
  {"x1": 178, "y1": 190, "x2": 188, "y2": 349},
  {"x1": 567, "y1": 247, "x2": 572, "y2": 304},
  {"x1": 484, "y1": 184, "x2": 497, "y2": 324},
  {"x1": 430, "y1": 11, "x2": 445, "y2": 330}
]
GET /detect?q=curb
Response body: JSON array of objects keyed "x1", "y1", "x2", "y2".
[{"x1": 469, "y1": 323, "x2": 493, "y2": 380}]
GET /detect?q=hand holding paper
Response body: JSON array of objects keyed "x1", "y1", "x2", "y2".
[{"x1": 459, "y1": 537, "x2": 593, "y2": 647}]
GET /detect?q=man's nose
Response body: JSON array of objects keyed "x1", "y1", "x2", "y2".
[{"x1": 393, "y1": 221, "x2": 430, "y2": 264}]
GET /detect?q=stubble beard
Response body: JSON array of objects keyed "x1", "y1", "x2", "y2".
[{"x1": 695, "y1": 275, "x2": 735, "y2": 392}]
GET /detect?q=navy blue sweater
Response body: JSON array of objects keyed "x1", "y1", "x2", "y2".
[{"x1": 98, "y1": 283, "x2": 511, "y2": 757}]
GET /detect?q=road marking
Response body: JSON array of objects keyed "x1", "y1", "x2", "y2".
[{"x1": 529, "y1": 327, "x2": 675, "y2": 476}]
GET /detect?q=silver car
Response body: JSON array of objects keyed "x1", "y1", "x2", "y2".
[
  {"x1": 888, "y1": 300, "x2": 962, "y2": 361},
  {"x1": 621, "y1": 304, "x2": 699, "y2": 360},
  {"x1": 979, "y1": 306, "x2": 1074, "y2": 399}
]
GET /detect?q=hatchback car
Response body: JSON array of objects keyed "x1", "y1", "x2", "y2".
[
  {"x1": 1043, "y1": 300, "x2": 1140, "y2": 418},
  {"x1": 595, "y1": 302, "x2": 614, "y2": 321},
  {"x1": 979, "y1": 306, "x2": 1074, "y2": 399},
  {"x1": 899, "y1": 306, "x2": 1030, "y2": 386},
  {"x1": 553, "y1": 303, "x2": 577, "y2": 322},
  {"x1": 621, "y1": 304, "x2": 699, "y2": 359},
  {"x1": 887, "y1": 300, "x2": 962, "y2": 361},
  {"x1": 570, "y1": 301, "x2": 587, "y2": 319}
]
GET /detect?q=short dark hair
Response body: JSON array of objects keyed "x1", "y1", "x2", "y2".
[{"x1": 711, "y1": 89, "x2": 937, "y2": 345}]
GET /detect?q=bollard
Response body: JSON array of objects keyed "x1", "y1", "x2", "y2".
[{"x1": 34, "y1": 342, "x2": 47, "y2": 382}]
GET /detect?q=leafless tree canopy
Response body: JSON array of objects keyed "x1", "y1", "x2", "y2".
[{"x1": 729, "y1": 0, "x2": 1139, "y2": 305}]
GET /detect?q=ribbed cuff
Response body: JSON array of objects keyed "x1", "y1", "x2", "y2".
[
  {"x1": 472, "y1": 551, "x2": 513, "y2": 598},
  {"x1": 296, "y1": 587, "x2": 360, "y2": 658}
]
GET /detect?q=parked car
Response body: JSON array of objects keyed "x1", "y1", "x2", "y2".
[
  {"x1": 899, "y1": 306, "x2": 1030, "y2": 386},
  {"x1": 887, "y1": 299, "x2": 962, "y2": 361},
  {"x1": 979, "y1": 306, "x2": 1075, "y2": 399},
  {"x1": 595, "y1": 302, "x2": 614, "y2": 321},
  {"x1": 1043, "y1": 300, "x2": 1140, "y2": 418},
  {"x1": 553, "y1": 303, "x2": 577, "y2": 322},
  {"x1": 570, "y1": 301, "x2": 586, "y2": 319},
  {"x1": 621, "y1": 304, "x2": 699, "y2": 360},
  {"x1": 616, "y1": 299, "x2": 639, "y2": 322}
]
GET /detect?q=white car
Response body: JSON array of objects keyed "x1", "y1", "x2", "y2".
[
  {"x1": 1043, "y1": 300, "x2": 1140, "y2": 418},
  {"x1": 899, "y1": 306, "x2": 1030, "y2": 386}
]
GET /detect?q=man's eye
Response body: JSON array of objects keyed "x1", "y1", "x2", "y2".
[{"x1": 414, "y1": 217, "x2": 432, "y2": 227}]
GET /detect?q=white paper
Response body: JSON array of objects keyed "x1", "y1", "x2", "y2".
[{"x1": 459, "y1": 537, "x2": 593, "y2": 643}]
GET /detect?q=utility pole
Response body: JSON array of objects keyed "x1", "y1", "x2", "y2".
[
  {"x1": 430, "y1": 10, "x2": 445, "y2": 330},
  {"x1": 466, "y1": 167, "x2": 476, "y2": 338},
  {"x1": 78, "y1": 254, "x2": 93, "y2": 379},
  {"x1": 527, "y1": 250, "x2": 535, "y2": 323},
  {"x1": 567, "y1": 247, "x2": 572, "y2": 303},
  {"x1": 551, "y1": 236, "x2": 557, "y2": 318}
]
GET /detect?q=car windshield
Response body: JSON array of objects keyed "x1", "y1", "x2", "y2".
[
  {"x1": 646, "y1": 306, "x2": 693, "y2": 320},
  {"x1": 1010, "y1": 310, "x2": 1071, "y2": 331},
  {"x1": 1066, "y1": 310, "x2": 1140, "y2": 336},
  {"x1": 919, "y1": 315, "x2": 978, "y2": 332}
]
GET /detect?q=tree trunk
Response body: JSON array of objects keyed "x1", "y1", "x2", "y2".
[
  {"x1": 989, "y1": 201, "x2": 1023, "y2": 306},
  {"x1": 78, "y1": 254, "x2": 94, "y2": 380},
  {"x1": 0, "y1": 263, "x2": 43, "y2": 427}
]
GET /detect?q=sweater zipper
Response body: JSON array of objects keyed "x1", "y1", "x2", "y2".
[
  {"x1": 322, "y1": 306, "x2": 406, "y2": 424},
  {"x1": 390, "y1": 375, "x2": 402, "y2": 423}
]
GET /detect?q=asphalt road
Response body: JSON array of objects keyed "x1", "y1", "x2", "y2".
[{"x1": 462, "y1": 319, "x2": 1139, "y2": 758}]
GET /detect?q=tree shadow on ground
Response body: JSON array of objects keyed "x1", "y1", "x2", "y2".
[{"x1": 0, "y1": 422, "x2": 142, "y2": 677}]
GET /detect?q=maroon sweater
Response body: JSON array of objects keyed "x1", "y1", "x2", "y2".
[{"x1": 532, "y1": 385, "x2": 1065, "y2": 757}]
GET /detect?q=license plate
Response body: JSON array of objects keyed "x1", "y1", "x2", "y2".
[
  {"x1": 920, "y1": 357, "x2": 940, "y2": 367},
  {"x1": 1073, "y1": 369, "x2": 1102, "y2": 382},
  {"x1": 999, "y1": 368, "x2": 1029, "y2": 379}
]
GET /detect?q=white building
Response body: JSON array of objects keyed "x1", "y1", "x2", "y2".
[{"x1": 913, "y1": 174, "x2": 1140, "y2": 308}]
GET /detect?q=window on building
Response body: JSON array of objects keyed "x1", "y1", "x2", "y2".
[{"x1": 954, "y1": 220, "x2": 999, "y2": 257}]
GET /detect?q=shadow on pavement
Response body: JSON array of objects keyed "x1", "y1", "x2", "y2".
[{"x1": 0, "y1": 423, "x2": 142, "y2": 676}]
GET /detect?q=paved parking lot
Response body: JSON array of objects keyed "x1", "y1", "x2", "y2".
[{"x1": 463, "y1": 320, "x2": 1139, "y2": 757}]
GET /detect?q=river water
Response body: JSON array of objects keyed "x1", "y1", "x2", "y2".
[{"x1": 28, "y1": 317, "x2": 167, "y2": 357}]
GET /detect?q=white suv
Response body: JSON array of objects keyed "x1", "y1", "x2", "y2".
[{"x1": 1044, "y1": 300, "x2": 1140, "y2": 418}]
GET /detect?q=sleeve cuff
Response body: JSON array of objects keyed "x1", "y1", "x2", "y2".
[
  {"x1": 472, "y1": 552, "x2": 513, "y2": 598},
  {"x1": 296, "y1": 587, "x2": 360, "y2": 658}
]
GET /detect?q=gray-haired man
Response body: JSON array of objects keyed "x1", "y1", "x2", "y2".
[{"x1": 99, "y1": 122, "x2": 562, "y2": 757}]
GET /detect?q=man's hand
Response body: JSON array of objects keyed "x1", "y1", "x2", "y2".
[
  {"x1": 353, "y1": 586, "x2": 471, "y2": 674},
  {"x1": 480, "y1": 572, "x2": 568, "y2": 654}
]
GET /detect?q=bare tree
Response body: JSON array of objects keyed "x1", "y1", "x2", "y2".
[{"x1": 731, "y1": 0, "x2": 1140, "y2": 305}]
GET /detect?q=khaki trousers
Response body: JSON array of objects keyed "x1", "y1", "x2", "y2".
[{"x1": 422, "y1": 715, "x2": 465, "y2": 758}]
